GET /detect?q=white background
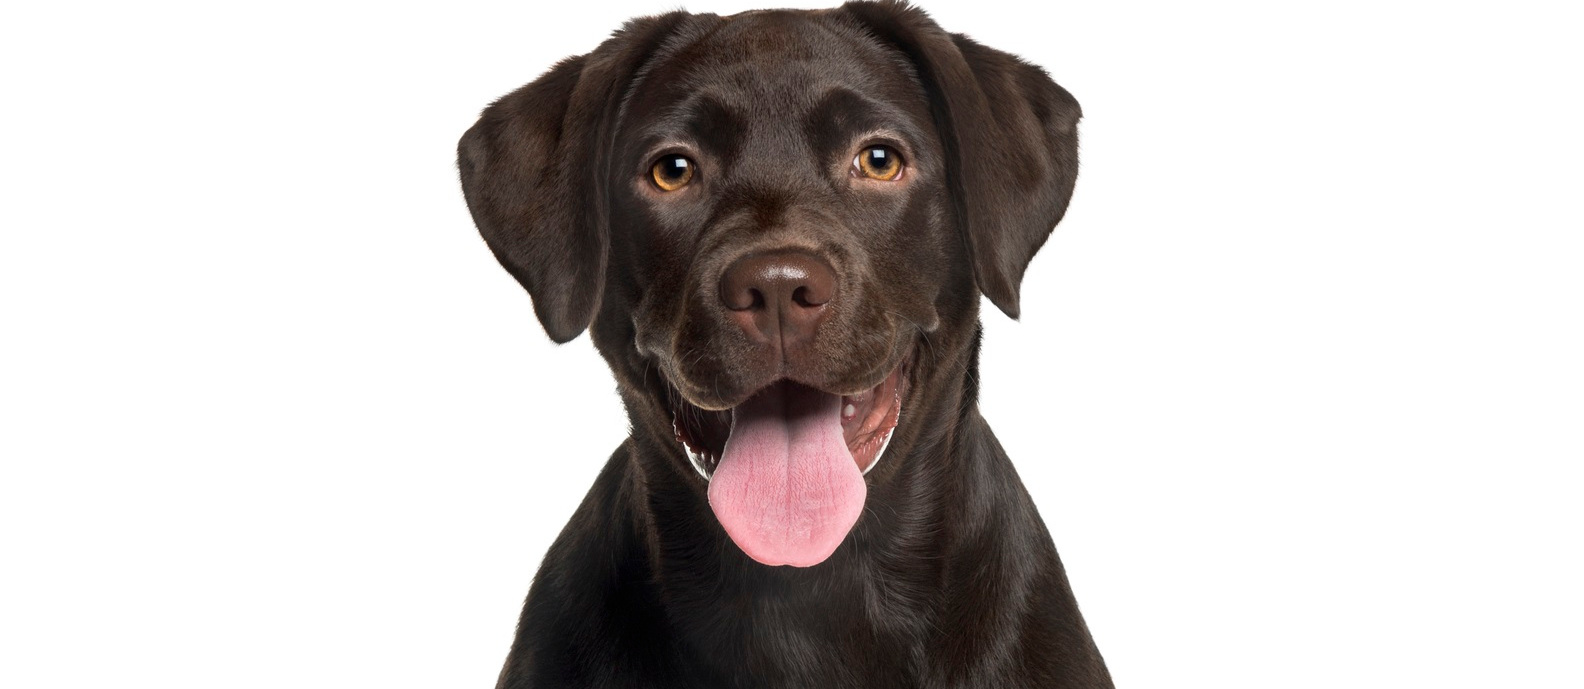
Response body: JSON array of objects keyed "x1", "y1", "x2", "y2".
[{"x1": 2, "y1": 1, "x2": 1580, "y2": 687}]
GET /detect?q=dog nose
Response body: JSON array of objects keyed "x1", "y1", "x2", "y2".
[{"x1": 719, "y1": 251, "x2": 837, "y2": 345}]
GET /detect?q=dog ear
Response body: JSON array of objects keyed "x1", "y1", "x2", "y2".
[
  {"x1": 457, "y1": 13, "x2": 690, "y2": 343},
  {"x1": 841, "y1": 1, "x2": 1081, "y2": 319}
]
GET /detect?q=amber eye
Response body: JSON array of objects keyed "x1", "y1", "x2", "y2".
[
  {"x1": 650, "y1": 154, "x2": 695, "y2": 191},
  {"x1": 853, "y1": 145, "x2": 903, "y2": 181}
]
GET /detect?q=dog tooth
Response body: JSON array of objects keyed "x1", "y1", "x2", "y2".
[
  {"x1": 683, "y1": 444, "x2": 711, "y2": 482},
  {"x1": 843, "y1": 403, "x2": 857, "y2": 419}
]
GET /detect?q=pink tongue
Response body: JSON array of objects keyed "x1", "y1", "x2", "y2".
[{"x1": 708, "y1": 381, "x2": 867, "y2": 567}]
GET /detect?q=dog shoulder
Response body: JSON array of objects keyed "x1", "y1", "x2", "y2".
[{"x1": 495, "y1": 443, "x2": 686, "y2": 688}]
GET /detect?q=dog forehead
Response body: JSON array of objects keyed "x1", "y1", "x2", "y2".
[{"x1": 624, "y1": 10, "x2": 922, "y2": 128}]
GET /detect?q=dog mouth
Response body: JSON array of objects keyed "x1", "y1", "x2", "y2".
[
  {"x1": 669, "y1": 361, "x2": 908, "y2": 567},
  {"x1": 672, "y1": 364, "x2": 906, "y2": 479}
]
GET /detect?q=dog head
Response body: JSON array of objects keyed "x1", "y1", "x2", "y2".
[{"x1": 458, "y1": 1, "x2": 1079, "y2": 566}]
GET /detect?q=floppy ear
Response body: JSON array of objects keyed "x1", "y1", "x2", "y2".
[
  {"x1": 841, "y1": 1, "x2": 1082, "y2": 319},
  {"x1": 457, "y1": 13, "x2": 690, "y2": 343}
]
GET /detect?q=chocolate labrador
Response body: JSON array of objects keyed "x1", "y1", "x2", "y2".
[{"x1": 457, "y1": 1, "x2": 1111, "y2": 686}]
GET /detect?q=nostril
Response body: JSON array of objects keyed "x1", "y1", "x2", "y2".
[
  {"x1": 791, "y1": 286, "x2": 820, "y2": 308},
  {"x1": 749, "y1": 288, "x2": 765, "y2": 310},
  {"x1": 794, "y1": 279, "x2": 833, "y2": 307}
]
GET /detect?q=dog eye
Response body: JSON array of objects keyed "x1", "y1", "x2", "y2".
[
  {"x1": 853, "y1": 145, "x2": 903, "y2": 181},
  {"x1": 650, "y1": 154, "x2": 695, "y2": 191}
]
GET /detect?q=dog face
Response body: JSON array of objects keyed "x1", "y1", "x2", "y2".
[
  {"x1": 616, "y1": 11, "x2": 948, "y2": 413},
  {"x1": 459, "y1": 2, "x2": 1080, "y2": 567}
]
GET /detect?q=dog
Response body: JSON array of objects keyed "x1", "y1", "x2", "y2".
[{"x1": 457, "y1": 2, "x2": 1111, "y2": 686}]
